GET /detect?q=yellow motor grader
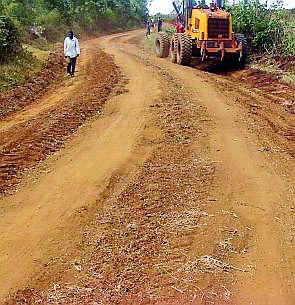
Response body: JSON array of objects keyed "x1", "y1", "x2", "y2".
[{"x1": 155, "y1": 0, "x2": 248, "y2": 66}]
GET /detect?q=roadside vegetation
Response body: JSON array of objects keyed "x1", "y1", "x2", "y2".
[
  {"x1": 0, "y1": 0, "x2": 149, "y2": 41},
  {"x1": 226, "y1": 0, "x2": 295, "y2": 85},
  {"x1": 0, "y1": 0, "x2": 150, "y2": 91},
  {"x1": 0, "y1": 51, "x2": 44, "y2": 93},
  {"x1": 0, "y1": 16, "x2": 45, "y2": 92},
  {"x1": 226, "y1": 0, "x2": 295, "y2": 56}
]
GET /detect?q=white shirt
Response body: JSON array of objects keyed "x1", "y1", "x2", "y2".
[{"x1": 64, "y1": 36, "x2": 80, "y2": 58}]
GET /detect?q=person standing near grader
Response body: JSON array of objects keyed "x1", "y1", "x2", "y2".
[
  {"x1": 64, "y1": 31, "x2": 80, "y2": 77},
  {"x1": 157, "y1": 17, "x2": 163, "y2": 32}
]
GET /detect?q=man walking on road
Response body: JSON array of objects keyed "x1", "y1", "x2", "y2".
[{"x1": 64, "y1": 31, "x2": 80, "y2": 77}]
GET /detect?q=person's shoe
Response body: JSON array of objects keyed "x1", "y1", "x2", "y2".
[
  {"x1": 67, "y1": 73, "x2": 71, "y2": 77},
  {"x1": 71, "y1": 73, "x2": 75, "y2": 77}
]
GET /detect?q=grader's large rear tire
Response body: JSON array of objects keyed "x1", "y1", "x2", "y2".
[
  {"x1": 176, "y1": 33, "x2": 192, "y2": 66},
  {"x1": 155, "y1": 32, "x2": 170, "y2": 58}
]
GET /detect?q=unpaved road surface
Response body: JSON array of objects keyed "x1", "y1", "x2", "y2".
[{"x1": 0, "y1": 30, "x2": 294, "y2": 305}]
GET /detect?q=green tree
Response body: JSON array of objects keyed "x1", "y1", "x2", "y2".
[
  {"x1": 0, "y1": 16, "x2": 21, "y2": 63},
  {"x1": 0, "y1": 0, "x2": 149, "y2": 34}
]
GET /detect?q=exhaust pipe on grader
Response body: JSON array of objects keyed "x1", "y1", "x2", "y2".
[{"x1": 155, "y1": 0, "x2": 248, "y2": 66}]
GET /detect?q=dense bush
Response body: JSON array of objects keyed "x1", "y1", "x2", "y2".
[
  {"x1": 0, "y1": 50, "x2": 42, "y2": 91},
  {"x1": 38, "y1": 9, "x2": 68, "y2": 41},
  {"x1": 0, "y1": 16, "x2": 21, "y2": 63},
  {"x1": 282, "y1": 12, "x2": 295, "y2": 56},
  {"x1": 227, "y1": 0, "x2": 295, "y2": 56}
]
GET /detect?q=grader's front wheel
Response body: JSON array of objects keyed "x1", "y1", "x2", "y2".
[
  {"x1": 155, "y1": 32, "x2": 170, "y2": 58},
  {"x1": 176, "y1": 33, "x2": 192, "y2": 66}
]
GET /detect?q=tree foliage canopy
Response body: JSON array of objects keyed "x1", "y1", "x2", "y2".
[
  {"x1": 0, "y1": 0, "x2": 150, "y2": 38},
  {"x1": 0, "y1": 16, "x2": 21, "y2": 62},
  {"x1": 226, "y1": 0, "x2": 295, "y2": 56},
  {"x1": 0, "y1": 0, "x2": 150, "y2": 62}
]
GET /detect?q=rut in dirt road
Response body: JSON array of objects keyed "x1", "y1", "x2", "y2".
[{"x1": 1, "y1": 30, "x2": 295, "y2": 305}]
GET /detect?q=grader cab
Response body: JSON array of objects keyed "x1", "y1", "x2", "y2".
[{"x1": 155, "y1": 0, "x2": 248, "y2": 66}]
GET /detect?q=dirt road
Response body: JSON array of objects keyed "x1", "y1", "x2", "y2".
[{"x1": 0, "y1": 30, "x2": 294, "y2": 305}]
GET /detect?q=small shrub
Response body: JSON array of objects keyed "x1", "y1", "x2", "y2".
[
  {"x1": 282, "y1": 15, "x2": 295, "y2": 56},
  {"x1": 0, "y1": 51, "x2": 43, "y2": 92},
  {"x1": 36, "y1": 9, "x2": 67, "y2": 42},
  {"x1": 165, "y1": 26, "x2": 176, "y2": 35}
]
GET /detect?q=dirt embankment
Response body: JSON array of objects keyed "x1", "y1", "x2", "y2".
[
  {"x1": 225, "y1": 68, "x2": 295, "y2": 114},
  {"x1": 180, "y1": 58, "x2": 295, "y2": 158},
  {"x1": 212, "y1": 70, "x2": 295, "y2": 158},
  {"x1": 0, "y1": 50, "x2": 64, "y2": 119},
  {"x1": 0, "y1": 50, "x2": 122, "y2": 195},
  {"x1": 191, "y1": 60, "x2": 295, "y2": 115}
]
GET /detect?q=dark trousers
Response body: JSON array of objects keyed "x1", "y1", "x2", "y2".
[{"x1": 67, "y1": 56, "x2": 77, "y2": 75}]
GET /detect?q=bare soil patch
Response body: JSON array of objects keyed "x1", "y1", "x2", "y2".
[{"x1": 0, "y1": 50, "x2": 122, "y2": 195}]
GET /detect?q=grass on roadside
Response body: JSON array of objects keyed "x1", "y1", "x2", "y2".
[
  {"x1": 0, "y1": 49, "x2": 48, "y2": 94},
  {"x1": 23, "y1": 44, "x2": 50, "y2": 62}
]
